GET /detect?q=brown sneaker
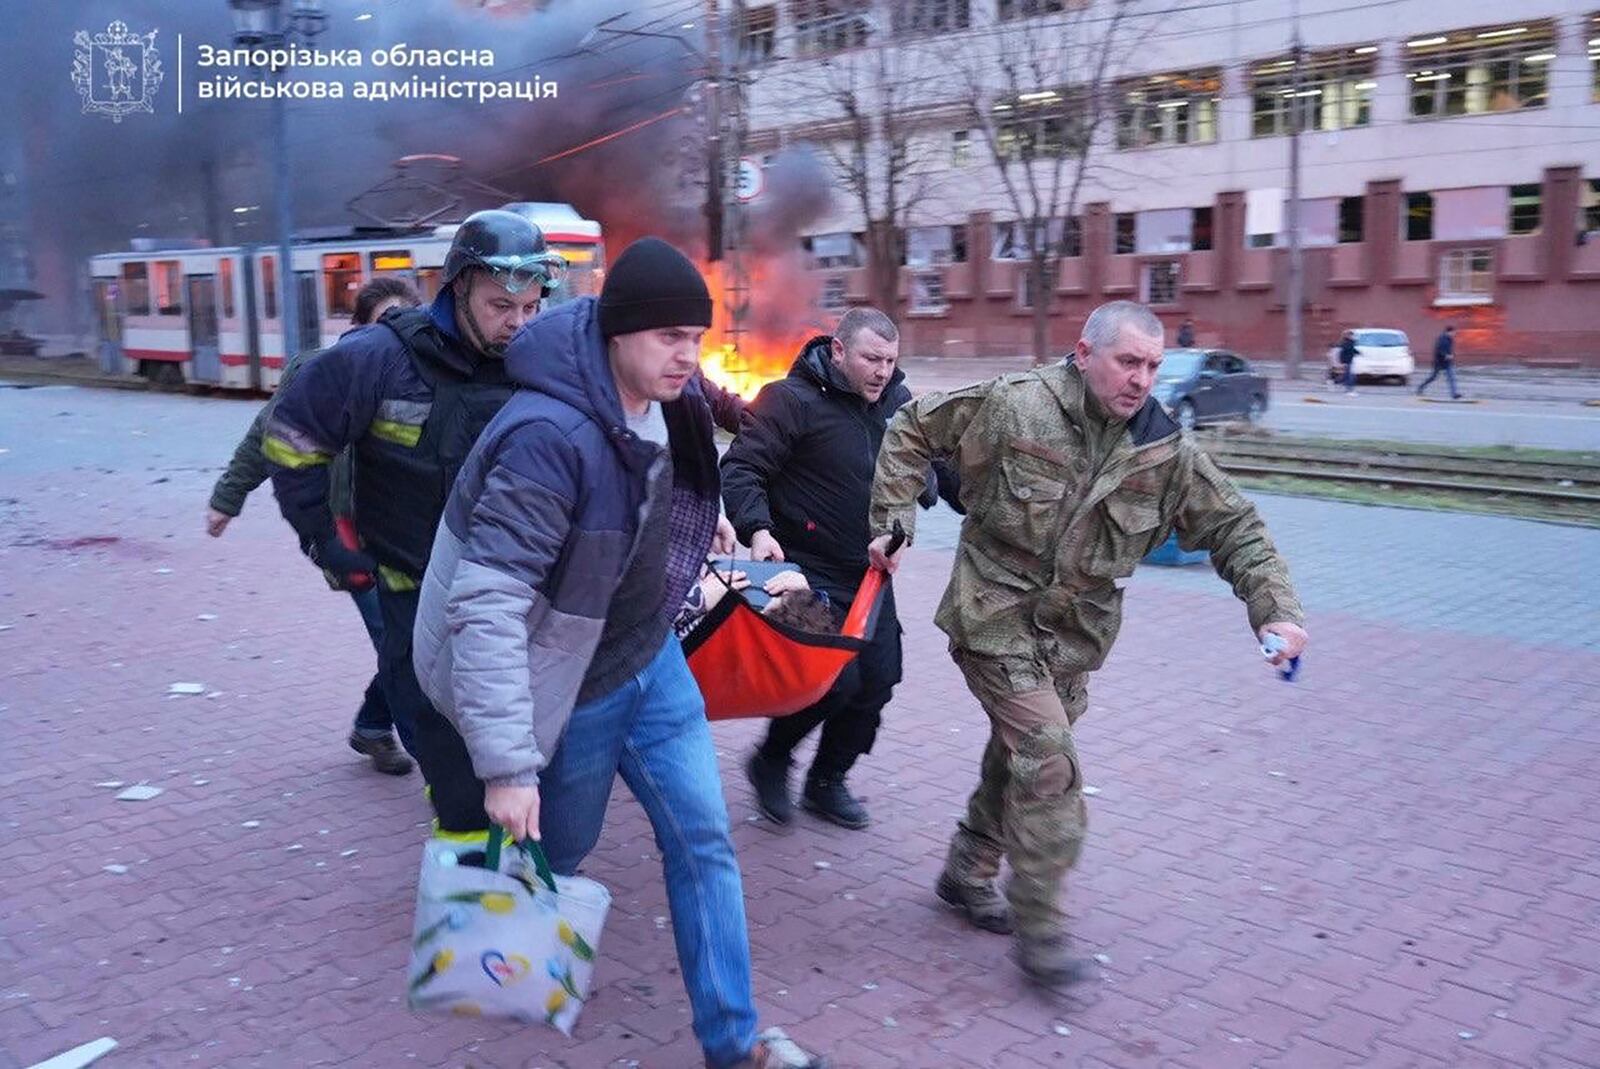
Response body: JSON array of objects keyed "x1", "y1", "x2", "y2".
[
  {"x1": 935, "y1": 872, "x2": 1013, "y2": 934},
  {"x1": 1013, "y1": 935, "x2": 1098, "y2": 988},
  {"x1": 713, "y1": 1027, "x2": 828, "y2": 1069},
  {"x1": 348, "y1": 730, "x2": 413, "y2": 776}
]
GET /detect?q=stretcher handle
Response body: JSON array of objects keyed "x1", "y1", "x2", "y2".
[{"x1": 483, "y1": 823, "x2": 559, "y2": 893}]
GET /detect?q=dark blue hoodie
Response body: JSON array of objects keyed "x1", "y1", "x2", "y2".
[{"x1": 412, "y1": 297, "x2": 721, "y2": 787}]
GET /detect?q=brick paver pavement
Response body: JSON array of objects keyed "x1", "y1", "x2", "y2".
[{"x1": 2, "y1": 385, "x2": 1598, "y2": 1068}]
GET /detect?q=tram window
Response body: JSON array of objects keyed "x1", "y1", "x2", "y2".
[
  {"x1": 323, "y1": 252, "x2": 362, "y2": 317},
  {"x1": 416, "y1": 268, "x2": 441, "y2": 301},
  {"x1": 152, "y1": 260, "x2": 182, "y2": 315},
  {"x1": 219, "y1": 258, "x2": 236, "y2": 318},
  {"x1": 262, "y1": 256, "x2": 278, "y2": 319},
  {"x1": 121, "y1": 262, "x2": 150, "y2": 315}
]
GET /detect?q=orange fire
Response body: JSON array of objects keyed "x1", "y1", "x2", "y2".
[{"x1": 695, "y1": 259, "x2": 821, "y2": 399}]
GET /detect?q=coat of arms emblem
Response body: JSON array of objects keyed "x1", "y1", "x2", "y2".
[{"x1": 73, "y1": 21, "x2": 164, "y2": 122}]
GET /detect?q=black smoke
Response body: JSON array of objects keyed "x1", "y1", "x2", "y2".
[{"x1": 1, "y1": 0, "x2": 830, "y2": 332}]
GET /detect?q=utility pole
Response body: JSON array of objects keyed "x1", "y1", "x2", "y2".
[
  {"x1": 724, "y1": 0, "x2": 751, "y2": 357},
  {"x1": 704, "y1": 0, "x2": 724, "y2": 262},
  {"x1": 1284, "y1": 5, "x2": 1304, "y2": 380}
]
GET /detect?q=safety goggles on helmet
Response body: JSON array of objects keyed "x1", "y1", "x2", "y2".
[{"x1": 472, "y1": 251, "x2": 567, "y2": 295}]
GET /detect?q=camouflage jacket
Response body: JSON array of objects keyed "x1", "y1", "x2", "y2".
[{"x1": 869, "y1": 361, "x2": 1303, "y2": 671}]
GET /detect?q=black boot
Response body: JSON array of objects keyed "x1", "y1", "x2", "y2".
[
  {"x1": 746, "y1": 750, "x2": 794, "y2": 825},
  {"x1": 348, "y1": 730, "x2": 413, "y2": 776},
  {"x1": 802, "y1": 774, "x2": 869, "y2": 830}
]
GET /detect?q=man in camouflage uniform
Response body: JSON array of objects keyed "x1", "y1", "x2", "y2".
[{"x1": 866, "y1": 300, "x2": 1308, "y2": 986}]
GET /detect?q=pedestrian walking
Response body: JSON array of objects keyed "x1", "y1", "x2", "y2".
[{"x1": 1417, "y1": 324, "x2": 1462, "y2": 399}]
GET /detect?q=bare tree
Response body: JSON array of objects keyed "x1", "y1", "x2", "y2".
[
  {"x1": 779, "y1": 5, "x2": 956, "y2": 317},
  {"x1": 946, "y1": 0, "x2": 1151, "y2": 365}
]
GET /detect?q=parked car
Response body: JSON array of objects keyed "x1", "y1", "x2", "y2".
[
  {"x1": 1153, "y1": 348, "x2": 1271, "y2": 430},
  {"x1": 1325, "y1": 328, "x2": 1415, "y2": 385}
]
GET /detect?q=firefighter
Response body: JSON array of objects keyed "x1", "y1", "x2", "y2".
[{"x1": 263, "y1": 210, "x2": 564, "y2": 810}]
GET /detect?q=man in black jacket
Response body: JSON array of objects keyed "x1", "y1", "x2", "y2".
[{"x1": 722, "y1": 308, "x2": 930, "y2": 830}]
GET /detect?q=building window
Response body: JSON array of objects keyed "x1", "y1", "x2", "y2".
[
  {"x1": 152, "y1": 260, "x2": 182, "y2": 315},
  {"x1": 1438, "y1": 247, "x2": 1494, "y2": 302},
  {"x1": 891, "y1": 0, "x2": 970, "y2": 35},
  {"x1": 1406, "y1": 192, "x2": 1434, "y2": 241},
  {"x1": 121, "y1": 262, "x2": 150, "y2": 316},
  {"x1": 322, "y1": 253, "x2": 362, "y2": 318},
  {"x1": 1585, "y1": 178, "x2": 1600, "y2": 236},
  {"x1": 1113, "y1": 213, "x2": 1136, "y2": 254},
  {"x1": 951, "y1": 129, "x2": 971, "y2": 167},
  {"x1": 1116, "y1": 69, "x2": 1222, "y2": 149},
  {"x1": 791, "y1": 0, "x2": 871, "y2": 57},
  {"x1": 992, "y1": 89, "x2": 1085, "y2": 160},
  {"x1": 739, "y1": 5, "x2": 777, "y2": 65},
  {"x1": 262, "y1": 256, "x2": 278, "y2": 319},
  {"x1": 1406, "y1": 20, "x2": 1555, "y2": 119},
  {"x1": 219, "y1": 258, "x2": 236, "y2": 318},
  {"x1": 1592, "y1": 15, "x2": 1600, "y2": 101},
  {"x1": 806, "y1": 231, "x2": 866, "y2": 269},
  {"x1": 905, "y1": 225, "x2": 967, "y2": 266},
  {"x1": 1251, "y1": 47, "x2": 1376, "y2": 137},
  {"x1": 910, "y1": 271, "x2": 947, "y2": 312},
  {"x1": 819, "y1": 275, "x2": 848, "y2": 312},
  {"x1": 1192, "y1": 207, "x2": 1214, "y2": 251},
  {"x1": 998, "y1": 0, "x2": 1064, "y2": 19},
  {"x1": 1142, "y1": 261, "x2": 1181, "y2": 305},
  {"x1": 1508, "y1": 183, "x2": 1541, "y2": 235},
  {"x1": 992, "y1": 218, "x2": 1079, "y2": 260},
  {"x1": 1338, "y1": 196, "x2": 1364, "y2": 243}
]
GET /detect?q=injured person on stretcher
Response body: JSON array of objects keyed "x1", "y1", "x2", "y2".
[{"x1": 674, "y1": 563, "x2": 839, "y2": 639}]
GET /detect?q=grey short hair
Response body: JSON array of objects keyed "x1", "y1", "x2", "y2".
[
  {"x1": 1081, "y1": 300, "x2": 1163, "y2": 351},
  {"x1": 836, "y1": 307, "x2": 898, "y2": 349}
]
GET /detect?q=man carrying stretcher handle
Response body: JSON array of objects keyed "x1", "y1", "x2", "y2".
[
  {"x1": 866, "y1": 299, "x2": 1308, "y2": 987},
  {"x1": 411, "y1": 237, "x2": 826, "y2": 1069}
]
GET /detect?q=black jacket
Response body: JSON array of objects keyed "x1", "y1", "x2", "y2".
[{"x1": 721, "y1": 336, "x2": 951, "y2": 594}]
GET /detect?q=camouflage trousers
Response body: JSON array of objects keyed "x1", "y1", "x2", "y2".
[{"x1": 943, "y1": 646, "x2": 1088, "y2": 941}]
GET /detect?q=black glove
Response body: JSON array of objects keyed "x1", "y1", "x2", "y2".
[{"x1": 309, "y1": 531, "x2": 376, "y2": 591}]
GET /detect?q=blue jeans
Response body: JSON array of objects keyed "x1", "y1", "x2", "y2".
[
  {"x1": 349, "y1": 587, "x2": 393, "y2": 737},
  {"x1": 1418, "y1": 360, "x2": 1460, "y2": 398},
  {"x1": 1342, "y1": 360, "x2": 1357, "y2": 389},
  {"x1": 538, "y1": 636, "x2": 757, "y2": 1068}
]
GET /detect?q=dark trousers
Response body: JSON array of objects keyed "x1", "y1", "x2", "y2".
[
  {"x1": 376, "y1": 587, "x2": 489, "y2": 831},
  {"x1": 758, "y1": 580, "x2": 902, "y2": 781},
  {"x1": 349, "y1": 587, "x2": 393, "y2": 736}
]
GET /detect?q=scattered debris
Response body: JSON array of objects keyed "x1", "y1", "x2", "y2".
[
  {"x1": 93, "y1": 781, "x2": 124, "y2": 789},
  {"x1": 340, "y1": 849, "x2": 359, "y2": 858},
  {"x1": 102, "y1": 864, "x2": 129, "y2": 875},
  {"x1": 240, "y1": 821, "x2": 261, "y2": 829},
  {"x1": 1093, "y1": 953, "x2": 1112, "y2": 965},
  {"x1": 1268, "y1": 770, "x2": 1286, "y2": 778},
  {"x1": 1053, "y1": 1024, "x2": 1072, "y2": 1037},
  {"x1": 115, "y1": 785, "x2": 163, "y2": 802},
  {"x1": 1458, "y1": 1031, "x2": 1476, "y2": 1040},
  {"x1": 285, "y1": 844, "x2": 304, "y2": 852},
  {"x1": 191, "y1": 779, "x2": 210, "y2": 786},
  {"x1": 196, "y1": 613, "x2": 218, "y2": 621},
  {"x1": 1082, "y1": 785, "x2": 1102, "y2": 797},
  {"x1": 882, "y1": 1016, "x2": 898, "y2": 1028},
  {"x1": 154, "y1": 567, "x2": 172, "y2": 575},
  {"x1": 813, "y1": 861, "x2": 832, "y2": 870},
  {"x1": 861, "y1": 982, "x2": 878, "y2": 991},
  {"x1": 167, "y1": 682, "x2": 205, "y2": 696}
]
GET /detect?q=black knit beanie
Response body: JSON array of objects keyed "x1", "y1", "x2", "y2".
[{"x1": 598, "y1": 237, "x2": 713, "y2": 338}]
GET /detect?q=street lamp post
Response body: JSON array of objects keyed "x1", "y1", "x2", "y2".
[{"x1": 228, "y1": 0, "x2": 325, "y2": 362}]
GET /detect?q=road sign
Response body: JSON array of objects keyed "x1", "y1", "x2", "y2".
[{"x1": 735, "y1": 157, "x2": 764, "y2": 203}]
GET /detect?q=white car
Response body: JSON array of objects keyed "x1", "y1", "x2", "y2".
[{"x1": 1326, "y1": 328, "x2": 1416, "y2": 385}]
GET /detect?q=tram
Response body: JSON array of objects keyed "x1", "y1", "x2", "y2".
[{"x1": 87, "y1": 201, "x2": 604, "y2": 390}]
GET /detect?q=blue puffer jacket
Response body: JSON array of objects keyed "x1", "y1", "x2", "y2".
[{"x1": 412, "y1": 297, "x2": 720, "y2": 786}]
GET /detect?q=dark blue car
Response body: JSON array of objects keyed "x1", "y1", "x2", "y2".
[{"x1": 1152, "y1": 348, "x2": 1271, "y2": 431}]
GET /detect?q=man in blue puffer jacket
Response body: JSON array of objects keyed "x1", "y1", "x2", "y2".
[{"x1": 412, "y1": 238, "x2": 827, "y2": 1069}]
